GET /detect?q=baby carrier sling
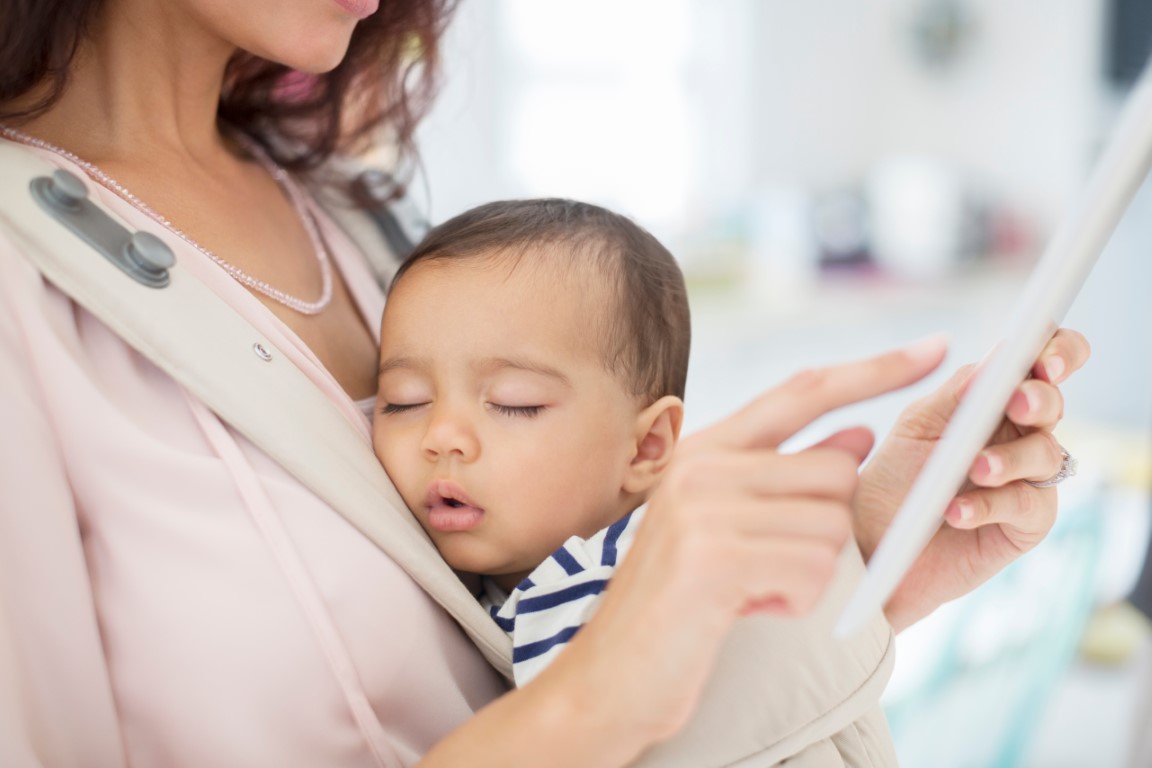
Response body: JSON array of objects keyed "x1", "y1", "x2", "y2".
[{"x1": 0, "y1": 142, "x2": 898, "y2": 767}]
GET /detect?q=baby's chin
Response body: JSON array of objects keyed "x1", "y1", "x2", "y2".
[
  {"x1": 431, "y1": 537, "x2": 501, "y2": 574},
  {"x1": 432, "y1": 539, "x2": 534, "y2": 588}
]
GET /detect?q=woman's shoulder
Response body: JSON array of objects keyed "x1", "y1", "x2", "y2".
[{"x1": 0, "y1": 140, "x2": 65, "y2": 304}]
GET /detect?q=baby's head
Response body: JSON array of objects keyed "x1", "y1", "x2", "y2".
[{"x1": 372, "y1": 199, "x2": 690, "y2": 589}]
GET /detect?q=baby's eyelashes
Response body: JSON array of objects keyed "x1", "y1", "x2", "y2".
[
  {"x1": 380, "y1": 402, "x2": 428, "y2": 415},
  {"x1": 379, "y1": 401, "x2": 547, "y2": 418},
  {"x1": 487, "y1": 403, "x2": 546, "y2": 418}
]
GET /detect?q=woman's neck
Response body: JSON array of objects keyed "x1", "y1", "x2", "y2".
[{"x1": 13, "y1": 0, "x2": 237, "y2": 168}]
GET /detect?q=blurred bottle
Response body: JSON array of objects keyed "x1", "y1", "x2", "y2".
[
  {"x1": 867, "y1": 154, "x2": 967, "y2": 280},
  {"x1": 746, "y1": 183, "x2": 819, "y2": 306}
]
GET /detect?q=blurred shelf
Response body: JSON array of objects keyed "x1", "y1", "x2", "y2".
[{"x1": 687, "y1": 260, "x2": 1034, "y2": 335}]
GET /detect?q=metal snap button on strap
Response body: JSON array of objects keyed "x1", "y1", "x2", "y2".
[
  {"x1": 252, "y1": 343, "x2": 274, "y2": 362},
  {"x1": 41, "y1": 168, "x2": 88, "y2": 209},
  {"x1": 30, "y1": 169, "x2": 176, "y2": 288},
  {"x1": 123, "y1": 231, "x2": 176, "y2": 288}
]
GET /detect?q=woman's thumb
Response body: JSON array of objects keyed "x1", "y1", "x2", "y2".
[{"x1": 810, "y1": 425, "x2": 876, "y2": 464}]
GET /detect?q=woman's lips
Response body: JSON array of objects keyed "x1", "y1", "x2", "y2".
[
  {"x1": 331, "y1": 0, "x2": 379, "y2": 19},
  {"x1": 424, "y1": 480, "x2": 485, "y2": 532}
]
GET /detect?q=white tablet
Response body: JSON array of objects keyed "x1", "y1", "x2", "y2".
[{"x1": 835, "y1": 59, "x2": 1152, "y2": 637}]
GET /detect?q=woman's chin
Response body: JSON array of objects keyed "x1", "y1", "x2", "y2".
[
  {"x1": 289, "y1": 50, "x2": 353, "y2": 76},
  {"x1": 247, "y1": 33, "x2": 355, "y2": 76}
]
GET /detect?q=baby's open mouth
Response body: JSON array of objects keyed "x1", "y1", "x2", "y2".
[{"x1": 424, "y1": 480, "x2": 484, "y2": 532}]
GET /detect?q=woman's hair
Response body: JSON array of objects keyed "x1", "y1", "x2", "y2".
[
  {"x1": 0, "y1": 0, "x2": 459, "y2": 181},
  {"x1": 391, "y1": 199, "x2": 692, "y2": 403}
]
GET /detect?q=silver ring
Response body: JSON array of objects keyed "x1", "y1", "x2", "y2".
[{"x1": 1024, "y1": 446, "x2": 1077, "y2": 488}]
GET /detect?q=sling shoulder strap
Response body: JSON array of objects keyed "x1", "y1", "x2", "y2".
[{"x1": 0, "y1": 142, "x2": 515, "y2": 677}]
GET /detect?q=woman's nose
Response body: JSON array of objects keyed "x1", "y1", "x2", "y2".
[{"x1": 420, "y1": 407, "x2": 481, "y2": 462}]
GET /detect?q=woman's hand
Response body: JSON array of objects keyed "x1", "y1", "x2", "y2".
[
  {"x1": 855, "y1": 328, "x2": 1092, "y2": 633},
  {"x1": 420, "y1": 338, "x2": 948, "y2": 768},
  {"x1": 528, "y1": 337, "x2": 949, "y2": 760}
]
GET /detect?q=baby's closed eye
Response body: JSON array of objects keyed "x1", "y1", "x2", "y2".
[
  {"x1": 486, "y1": 403, "x2": 545, "y2": 418},
  {"x1": 380, "y1": 402, "x2": 429, "y2": 415}
]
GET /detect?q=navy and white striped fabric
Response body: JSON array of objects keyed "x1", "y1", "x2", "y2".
[{"x1": 480, "y1": 507, "x2": 644, "y2": 686}]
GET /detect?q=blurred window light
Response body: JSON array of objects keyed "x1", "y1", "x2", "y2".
[{"x1": 499, "y1": 0, "x2": 694, "y2": 225}]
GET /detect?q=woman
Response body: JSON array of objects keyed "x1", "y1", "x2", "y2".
[{"x1": 0, "y1": 0, "x2": 1090, "y2": 765}]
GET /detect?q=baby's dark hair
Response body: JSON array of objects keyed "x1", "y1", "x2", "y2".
[{"x1": 390, "y1": 199, "x2": 691, "y2": 402}]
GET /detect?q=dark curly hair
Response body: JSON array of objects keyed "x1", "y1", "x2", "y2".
[{"x1": 0, "y1": 0, "x2": 458, "y2": 182}]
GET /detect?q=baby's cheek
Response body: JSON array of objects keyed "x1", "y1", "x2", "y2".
[{"x1": 374, "y1": 444, "x2": 415, "y2": 505}]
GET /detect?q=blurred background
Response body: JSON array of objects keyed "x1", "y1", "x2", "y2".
[{"x1": 410, "y1": 1, "x2": 1152, "y2": 764}]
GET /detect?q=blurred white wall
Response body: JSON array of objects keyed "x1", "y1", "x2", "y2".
[
  {"x1": 420, "y1": 0, "x2": 1108, "y2": 231},
  {"x1": 416, "y1": 0, "x2": 1150, "y2": 432},
  {"x1": 747, "y1": 0, "x2": 1105, "y2": 231}
]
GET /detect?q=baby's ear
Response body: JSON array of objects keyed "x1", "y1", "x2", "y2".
[{"x1": 622, "y1": 395, "x2": 684, "y2": 495}]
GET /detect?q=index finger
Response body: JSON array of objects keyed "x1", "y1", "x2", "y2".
[{"x1": 701, "y1": 335, "x2": 949, "y2": 451}]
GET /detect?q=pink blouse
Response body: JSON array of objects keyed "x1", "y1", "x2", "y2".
[{"x1": 0, "y1": 142, "x2": 507, "y2": 768}]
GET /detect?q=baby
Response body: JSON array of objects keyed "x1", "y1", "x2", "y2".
[{"x1": 371, "y1": 198, "x2": 690, "y2": 685}]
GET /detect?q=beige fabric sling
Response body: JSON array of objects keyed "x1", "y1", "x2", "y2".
[{"x1": 2, "y1": 142, "x2": 899, "y2": 766}]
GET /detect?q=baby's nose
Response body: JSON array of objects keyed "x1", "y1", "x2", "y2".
[{"x1": 421, "y1": 410, "x2": 481, "y2": 462}]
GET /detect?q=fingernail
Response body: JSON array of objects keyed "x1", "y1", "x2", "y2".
[
  {"x1": 1010, "y1": 389, "x2": 1035, "y2": 416},
  {"x1": 977, "y1": 453, "x2": 1001, "y2": 480},
  {"x1": 1044, "y1": 356, "x2": 1065, "y2": 382},
  {"x1": 945, "y1": 500, "x2": 973, "y2": 524},
  {"x1": 906, "y1": 333, "x2": 948, "y2": 363}
]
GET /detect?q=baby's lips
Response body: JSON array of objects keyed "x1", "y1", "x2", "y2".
[{"x1": 425, "y1": 503, "x2": 485, "y2": 533}]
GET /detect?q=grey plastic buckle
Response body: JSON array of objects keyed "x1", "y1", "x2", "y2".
[
  {"x1": 30, "y1": 170, "x2": 175, "y2": 288},
  {"x1": 353, "y1": 169, "x2": 430, "y2": 262}
]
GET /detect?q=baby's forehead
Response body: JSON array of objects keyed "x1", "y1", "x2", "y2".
[
  {"x1": 402, "y1": 244, "x2": 619, "y2": 305},
  {"x1": 387, "y1": 246, "x2": 633, "y2": 384}
]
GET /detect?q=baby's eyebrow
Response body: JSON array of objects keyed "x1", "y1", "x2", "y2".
[
  {"x1": 378, "y1": 356, "x2": 423, "y2": 376},
  {"x1": 478, "y1": 357, "x2": 573, "y2": 387},
  {"x1": 378, "y1": 355, "x2": 573, "y2": 388}
]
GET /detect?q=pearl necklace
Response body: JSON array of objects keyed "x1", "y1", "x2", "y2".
[{"x1": 0, "y1": 125, "x2": 333, "y2": 315}]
